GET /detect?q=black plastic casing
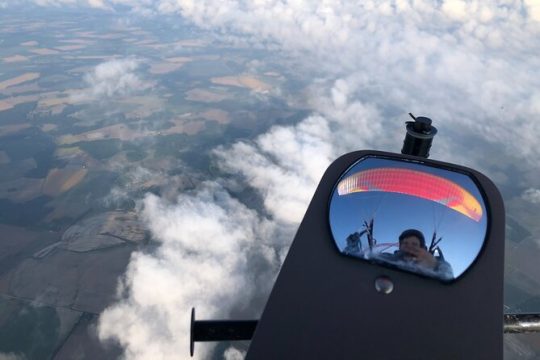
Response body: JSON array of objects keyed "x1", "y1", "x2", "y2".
[{"x1": 246, "y1": 150, "x2": 505, "y2": 360}]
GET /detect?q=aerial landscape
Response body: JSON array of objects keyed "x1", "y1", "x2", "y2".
[
  {"x1": 0, "y1": 1, "x2": 539, "y2": 359},
  {"x1": 0, "y1": 8, "x2": 305, "y2": 358}
]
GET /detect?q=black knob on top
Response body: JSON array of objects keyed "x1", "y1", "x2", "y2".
[{"x1": 401, "y1": 113, "x2": 438, "y2": 158}]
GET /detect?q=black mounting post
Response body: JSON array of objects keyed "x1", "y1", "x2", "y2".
[
  {"x1": 401, "y1": 113, "x2": 438, "y2": 158},
  {"x1": 190, "y1": 308, "x2": 257, "y2": 357}
]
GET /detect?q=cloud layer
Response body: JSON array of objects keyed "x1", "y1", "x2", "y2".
[
  {"x1": 68, "y1": 1, "x2": 540, "y2": 359},
  {"x1": 98, "y1": 77, "x2": 389, "y2": 359},
  {"x1": 99, "y1": 184, "x2": 281, "y2": 359}
]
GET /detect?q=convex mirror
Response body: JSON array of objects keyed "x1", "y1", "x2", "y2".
[{"x1": 329, "y1": 156, "x2": 488, "y2": 281}]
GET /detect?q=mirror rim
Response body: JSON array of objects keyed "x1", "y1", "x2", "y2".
[{"x1": 327, "y1": 154, "x2": 492, "y2": 283}]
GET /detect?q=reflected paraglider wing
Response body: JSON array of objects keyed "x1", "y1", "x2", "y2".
[{"x1": 337, "y1": 167, "x2": 483, "y2": 222}]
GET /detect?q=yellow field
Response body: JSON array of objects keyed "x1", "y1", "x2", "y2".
[
  {"x1": 0, "y1": 83, "x2": 40, "y2": 96},
  {"x1": 43, "y1": 168, "x2": 88, "y2": 196},
  {"x1": 163, "y1": 119, "x2": 205, "y2": 136},
  {"x1": 41, "y1": 123, "x2": 58, "y2": 132},
  {"x1": 0, "y1": 123, "x2": 31, "y2": 137},
  {"x1": 0, "y1": 94, "x2": 38, "y2": 111},
  {"x1": 211, "y1": 74, "x2": 272, "y2": 92},
  {"x1": 149, "y1": 62, "x2": 185, "y2": 75},
  {"x1": 58, "y1": 38, "x2": 95, "y2": 45},
  {"x1": 28, "y1": 48, "x2": 60, "y2": 55},
  {"x1": 54, "y1": 147, "x2": 83, "y2": 157},
  {"x1": 200, "y1": 109, "x2": 230, "y2": 124},
  {"x1": 166, "y1": 56, "x2": 192, "y2": 63},
  {"x1": 185, "y1": 88, "x2": 231, "y2": 103},
  {"x1": 0, "y1": 72, "x2": 40, "y2": 90},
  {"x1": 3, "y1": 55, "x2": 29, "y2": 63},
  {"x1": 55, "y1": 45, "x2": 87, "y2": 51},
  {"x1": 57, "y1": 123, "x2": 159, "y2": 145}
]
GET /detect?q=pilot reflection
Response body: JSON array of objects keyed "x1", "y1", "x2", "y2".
[
  {"x1": 378, "y1": 229, "x2": 453, "y2": 280},
  {"x1": 331, "y1": 158, "x2": 488, "y2": 280}
]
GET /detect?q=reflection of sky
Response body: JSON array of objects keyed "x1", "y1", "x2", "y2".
[{"x1": 329, "y1": 157, "x2": 488, "y2": 278}]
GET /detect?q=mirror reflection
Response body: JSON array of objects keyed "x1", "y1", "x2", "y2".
[{"x1": 329, "y1": 157, "x2": 488, "y2": 281}]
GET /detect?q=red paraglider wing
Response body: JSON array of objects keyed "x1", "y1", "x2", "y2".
[{"x1": 337, "y1": 167, "x2": 483, "y2": 222}]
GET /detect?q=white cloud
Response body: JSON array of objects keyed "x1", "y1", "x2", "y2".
[
  {"x1": 442, "y1": 0, "x2": 469, "y2": 21},
  {"x1": 102, "y1": 166, "x2": 159, "y2": 207},
  {"x1": 18, "y1": 0, "x2": 540, "y2": 26},
  {"x1": 87, "y1": 0, "x2": 109, "y2": 9},
  {"x1": 525, "y1": 0, "x2": 540, "y2": 22},
  {"x1": 97, "y1": 79, "x2": 387, "y2": 360},
  {"x1": 72, "y1": 58, "x2": 152, "y2": 102},
  {"x1": 522, "y1": 188, "x2": 540, "y2": 204},
  {"x1": 116, "y1": 0, "x2": 538, "y2": 165},
  {"x1": 29, "y1": 0, "x2": 109, "y2": 8},
  {"x1": 215, "y1": 78, "x2": 385, "y2": 225},
  {"x1": 223, "y1": 347, "x2": 246, "y2": 360},
  {"x1": 98, "y1": 184, "x2": 282, "y2": 360},
  {"x1": 215, "y1": 115, "x2": 332, "y2": 225}
]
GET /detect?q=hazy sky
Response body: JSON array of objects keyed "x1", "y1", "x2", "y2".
[{"x1": 2, "y1": 1, "x2": 540, "y2": 359}]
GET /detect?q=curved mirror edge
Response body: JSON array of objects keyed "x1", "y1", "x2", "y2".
[{"x1": 328, "y1": 155, "x2": 489, "y2": 282}]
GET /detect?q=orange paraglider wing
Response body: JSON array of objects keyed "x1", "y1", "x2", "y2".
[{"x1": 337, "y1": 167, "x2": 483, "y2": 222}]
